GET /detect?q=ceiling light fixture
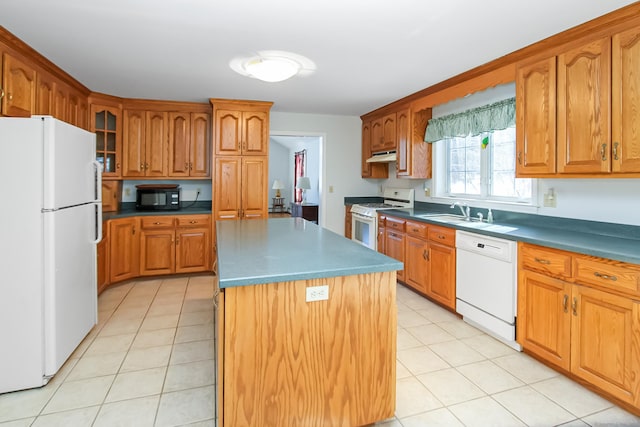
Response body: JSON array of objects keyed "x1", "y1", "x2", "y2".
[{"x1": 230, "y1": 50, "x2": 315, "y2": 83}]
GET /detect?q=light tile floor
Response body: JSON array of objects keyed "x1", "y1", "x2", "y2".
[{"x1": 1, "y1": 277, "x2": 639, "y2": 426}]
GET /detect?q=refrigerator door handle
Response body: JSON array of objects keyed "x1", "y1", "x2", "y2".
[
  {"x1": 92, "y1": 160, "x2": 102, "y2": 203},
  {"x1": 93, "y1": 204, "x2": 103, "y2": 244}
]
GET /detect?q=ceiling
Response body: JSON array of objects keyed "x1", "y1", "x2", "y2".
[{"x1": 3, "y1": 0, "x2": 636, "y2": 116}]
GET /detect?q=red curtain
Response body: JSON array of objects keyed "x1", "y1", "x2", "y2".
[{"x1": 294, "y1": 150, "x2": 306, "y2": 203}]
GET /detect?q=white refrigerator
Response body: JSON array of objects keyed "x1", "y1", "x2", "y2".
[{"x1": 0, "y1": 116, "x2": 101, "y2": 393}]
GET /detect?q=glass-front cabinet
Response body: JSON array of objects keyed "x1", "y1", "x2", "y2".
[{"x1": 91, "y1": 104, "x2": 121, "y2": 177}]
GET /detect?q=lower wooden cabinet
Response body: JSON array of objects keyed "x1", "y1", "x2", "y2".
[
  {"x1": 518, "y1": 242, "x2": 640, "y2": 409},
  {"x1": 109, "y1": 217, "x2": 140, "y2": 283},
  {"x1": 101, "y1": 181, "x2": 121, "y2": 212},
  {"x1": 105, "y1": 214, "x2": 212, "y2": 286},
  {"x1": 97, "y1": 230, "x2": 109, "y2": 295},
  {"x1": 405, "y1": 235, "x2": 428, "y2": 293},
  {"x1": 426, "y1": 226, "x2": 456, "y2": 310}
]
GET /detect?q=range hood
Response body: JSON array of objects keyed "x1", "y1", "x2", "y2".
[{"x1": 366, "y1": 151, "x2": 396, "y2": 163}]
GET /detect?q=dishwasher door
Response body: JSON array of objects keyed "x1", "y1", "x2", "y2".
[{"x1": 455, "y1": 231, "x2": 518, "y2": 344}]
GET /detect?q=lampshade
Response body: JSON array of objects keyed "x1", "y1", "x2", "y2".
[
  {"x1": 296, "y1": 177, "x2": 311, "y2": 190},
  {"x1": 272, "y1": 180, "x2": 284, "y2": 190}
]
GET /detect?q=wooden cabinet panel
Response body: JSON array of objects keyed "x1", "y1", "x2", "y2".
[
  {"x1": 190, "y1": 113, "x2": 211, "y2": 177},
  {"x1": 91, "y1": 104, "x2": 122, "y2": 178},
  {"x1": 216, "y1": 157, "x2": 267, "y2": 218},
  {"x1": 242, "y1": 111, "x2": 269, "y2": 155},
  {"x1": 573, "y1": 256, "x2": 640, "y2": 295},
  {"x1": 139, "y1": 228, "x2": 175, "y2": 276},
  {"x1": 68, "y1": 89, "x2": 88, "y2": 129},
  {"x1": 53, "y1": 82, "x2": 68, "y2": 123},
  {"x1": 145, "y1": 111, "x2": 168, "y2": 176},
  {"x1": 2, "y1": 52, "x2": 36, "y2": 117},
  {"x1": 571, "y1": 285, "x2": 640, "y2": 406},
  {"x1": 396, "y1": 108, "x2": 410, "y2": 176},
  {"x1": 361, "y1": 120, "x2": 388, "y2": 179},
  {"x1": 97, "y1": 232, "x2": 109, "y2": 294},
  {"x1": 242, "y1": 157, "x2": 268, "y2": 219},
  {"x1": 344, "y1": 207, "x2": 352, "y2": 239},
  {"x1": 385, "y1": 228, "x2": 405, "y2": 282},
  {"x1": 428, "y1": 225, "x2": 455, "y2": 247},
  {"x1": 168, "y1": 112, "x2": 191, "y2": 177},
  {"x1": 123, "y1": 110, "x2": 168, "y2": 177},
  {"x1": 214, "y1": 157, "x2": 242, "y2": 221},
  {"x1": 405, "y1": 219, "x2": 428, "y2": 239},
  {"x1": 516, "y1": 56, "x2": 557, "y2": 176},
  {"x1": 518, "y1": 269, "x2": 572, "y2": 370},
  {"x1": 612, "y1": 26, "x2": 640, "y2": 173},
  {"x1": 215, "y1": 109, "x2": 242, "y2": 155},
  {"x1": 385, "y1": 216, "x2": 405, "y2": 232},
  {"x1": 428, "y1": 240, "x2": 456, "y2": 310},
  {"x1": 35, "y1": 71, "x2": 55, "y2": 116},
  {"x1": 123, "y1": 109, "x2": 146, "y2": 177},
  {"x1": 101, "y1": 181, "x2": 120, "y2": 212},
  {"x1": 405, "y1": 235, "x2": 428, "y2": 293},
  {"x1": 109, "y1": 217, "x2": 139, "y2": 283},
  {"x1": 176, "y1": 227, "x2": 211, "y2": 273},
  {"x1": 557, "y1": 37, "x2": 611, "y2": 174},
  {"x1": 370, "y1": 119, "x2": 383, "y2": 153},
  {"x1": 520, "y1": 243, "x2": 572, "y2": 278}
]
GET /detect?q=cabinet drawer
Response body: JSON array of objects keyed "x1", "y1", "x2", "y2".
[
  {"x1": 520, "y1": 243, "x2": 572, "y2": 278},
  {"x1": 177, "y1": 215, "x2": 211, "y2": 228},
  {"x1": 141, "y1": 216, "x2": 175, "y2": 229},
  {"x1": 428, "y1": 225, "x2": 455, "y2": 247},
  {"x1": 405, "y1": 220, "x2": 428, "y2": 238},
  {"x1": 386, "y1": 216, "x2": 405, "y2": 232},
  {"x1": 574, "y1": 256, "x2": 640, "y2": 295}
]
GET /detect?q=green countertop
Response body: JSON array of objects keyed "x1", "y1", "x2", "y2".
[
  {"x1": 383, "y1": 207, "x2": 640, "y2": 265},
  {"x1": 103, "y1": 202, "x2": 212, "y2": 220},
  {"x1": 216, "y1": 218, "x2": 403, "y2": 288}
]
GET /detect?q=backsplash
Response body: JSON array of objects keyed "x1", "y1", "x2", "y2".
[{"x1": 121, "y1": 180, "x2": 212, "y2": 203}]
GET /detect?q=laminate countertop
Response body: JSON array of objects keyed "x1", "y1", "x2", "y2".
[
  {"x1": 216, "y1": 218, "x2": 402, "y2": 288},
  {"x1": 381, "y1": 206, "x2": 640, "y2": 265}
]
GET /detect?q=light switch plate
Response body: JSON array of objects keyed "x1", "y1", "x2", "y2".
[{"x1": 306, "y1": 285, "x2": 329, "y2": 302}]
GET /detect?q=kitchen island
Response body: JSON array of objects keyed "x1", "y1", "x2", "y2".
[{"x1": 215, "y1": 218, "x2": 402, "y2": 427}]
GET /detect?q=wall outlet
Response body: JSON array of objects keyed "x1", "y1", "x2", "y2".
[
  {"x1": 424, "y1": 188, "x2": 431, "y2": 197},
  {"x1": 196, "y1": 187, "x2": 201, "y2": 193},
  {"x1": 306, "y1": 285, "x2": 329, "y2": 302},
  {"x1": 329, "y1": 185, "x2": 334, "y2": 193},
  {"x1": 124, "y1": 188, "x2": 131, "y2": 197},
  {"x1": 543, "y1": 188, "x2": 557, "y2": 207}
]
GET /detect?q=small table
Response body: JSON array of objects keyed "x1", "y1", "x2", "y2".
[
  {"x1": 290, "y1": 203, "x2": 318, "y2": 224},
  {"x1": 272, "y1": 197, "x2": 285, "y2": 213}
]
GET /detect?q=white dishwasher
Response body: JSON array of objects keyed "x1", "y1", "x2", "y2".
[{"x1": 455, "y1": 230, "x2": 521, "y2": 350}]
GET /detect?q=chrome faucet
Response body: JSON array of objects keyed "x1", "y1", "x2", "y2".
[{"x1": 450, "y1": 201, "x2": 471, "y2": 221}]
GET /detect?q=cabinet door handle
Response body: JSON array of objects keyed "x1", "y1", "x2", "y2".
[
  {"x1": 600, "y1": 143, "x2": 607, "y2": 161},
  {"x1": 8, "y1": 92, "x2": 13, "y2": 101},
  {"x1": 189, "y1": 162, "x2": 193, "y2": 170},
  {"x1": 0, "y1": 87, "x2": 4, "y2": 99},
  {"x1": 563, "y1": 294, "x2": 569, "y2": 313},
  {"x1": 613, "y1": 142, "x2": 619, "y2": 161},
  {"x1": 145, "y1": 162, "x2": 149, "y2": 170},
  {"x1": 572, "y1": 297, "x2": 578, "y2": 316},
  {"x1": 116, "y1": 162, "x2": 121, "y2": 170},
  {"x1": 517, "y1": 151, "x2": 522, "y2": 165},
  {"x1": 534, "y1": 257, "x2": 551, "y2": 265},
  {"x1": 176, "y1": 238, "x2": 180, "y2": 245},
  {"x1": 438, "y1": 235, "x2": 445, "y2": 240},
  {"x1": 184, "y1": 162, "x2": 189, "y2": 170},
  {"x1": 190, "y1": 220, "x2": 197, "y2": 224},
  {"x1": 153, "y1": 222, "x2": 161, "y2": 225},
  {"x1": 140, "y1": 163, "x2": 145, "y2": 169},
  {"x1": 594, "y1": 271, "x2": 617, "y2": 281},
  {"x1": 423, "y1": 249, "x2": 428, "y2": 260},
  {"x1": 132, "y1": 226, "x2": 136, "y2": 235}
]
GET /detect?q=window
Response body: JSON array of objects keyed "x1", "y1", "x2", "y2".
[{"x1": 446, "y1": 127, "x2": 532, "y2": 202}]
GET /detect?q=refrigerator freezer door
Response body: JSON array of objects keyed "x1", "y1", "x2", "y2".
[
  {"x1": 42, "y1": 117, "x2": 98, "y2": 210},
  {"x1": 43, "y1": 203, "x2": 98, "y2": 375}
]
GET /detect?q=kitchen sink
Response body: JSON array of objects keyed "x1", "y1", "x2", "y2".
[{"x1": 416, "y1": 213, "x2": 519, "y2": 233}]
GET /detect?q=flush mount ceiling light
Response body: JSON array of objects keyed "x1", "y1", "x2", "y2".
[{"x1": 230, "y1": 50, "x2": 315, "y2": 83}]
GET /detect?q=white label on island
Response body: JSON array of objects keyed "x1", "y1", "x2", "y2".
[{"x1": 306, "y1": 285, "x2": 329, "y2": 302}]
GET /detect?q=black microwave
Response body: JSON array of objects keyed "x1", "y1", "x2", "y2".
[{"x1": 136, "y1": 185, "x2": 180, "y2": 211}]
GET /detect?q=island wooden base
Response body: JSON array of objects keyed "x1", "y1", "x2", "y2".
[{"x1": 216, "y1": 271, "x2": 397, "y2": 427}]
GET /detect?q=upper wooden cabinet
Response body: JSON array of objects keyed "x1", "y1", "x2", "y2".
[
  {"x1": 122, "y1": 110, "x2": 168, "y2": 177},
  {"x1": 168, "y1": 112, "x2": 211, "y2": 177},
  {"x1": 612, "y1": 25, "x2": 640, "y2": 173},
  {"x1": 371, "y1": 113, "x2": 396, "y2": 153},
  {"x1": 213, "y1": 102, "x2": 271, "y2": 156},
  {"x1": 1, "y1": 52, "x2": 36, "y2": 117},
  {"x1": 91, "y1": 104, "x2": 122, "y2": 178},
  {"x1": 557, "y1": 37, "x2": 611, "y2": 174},
  {"x1": 517, "y1": 24, "x2": 640, "y2": 177},
  {"x1": 35, "y1": 70, "x2": 55, "y2": 116},
  {"x1": 516, "y1": 56, "x2": 557, "y2": 176},
  {"x1": 361, "y1": 120, "x2": 388, "y2": 179}
]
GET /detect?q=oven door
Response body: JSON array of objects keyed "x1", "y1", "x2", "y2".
[{"x1": 351, "y1": 212, "x2": 377, "y2": 250}]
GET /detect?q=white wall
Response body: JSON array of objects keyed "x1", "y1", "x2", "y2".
[
  {"x1": 270, "y1": 112, "x2": 381, "y2": 234},
  {"x1": 268, "y1": 141, "x2": 290, "y2": 202}
]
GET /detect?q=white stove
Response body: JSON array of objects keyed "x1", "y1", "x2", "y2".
[{"x1": 351, "y1": 188, "x2": 414, "y2": 250}]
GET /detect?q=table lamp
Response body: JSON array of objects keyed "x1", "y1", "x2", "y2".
[
  {"x1": 296, "y1": 176, "x2": 311, "y2": 203},
  {"x1": 272, "y1": 179, "x2": 284, "y2": 198}
]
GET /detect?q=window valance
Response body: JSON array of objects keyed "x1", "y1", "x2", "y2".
[{"x1": 424, "y1": 97, "x2": 515, "y2": 142}]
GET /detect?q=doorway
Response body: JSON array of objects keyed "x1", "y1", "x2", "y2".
[{"x1": 269, "y1": 133, "x2": 324, "y2": 225}]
